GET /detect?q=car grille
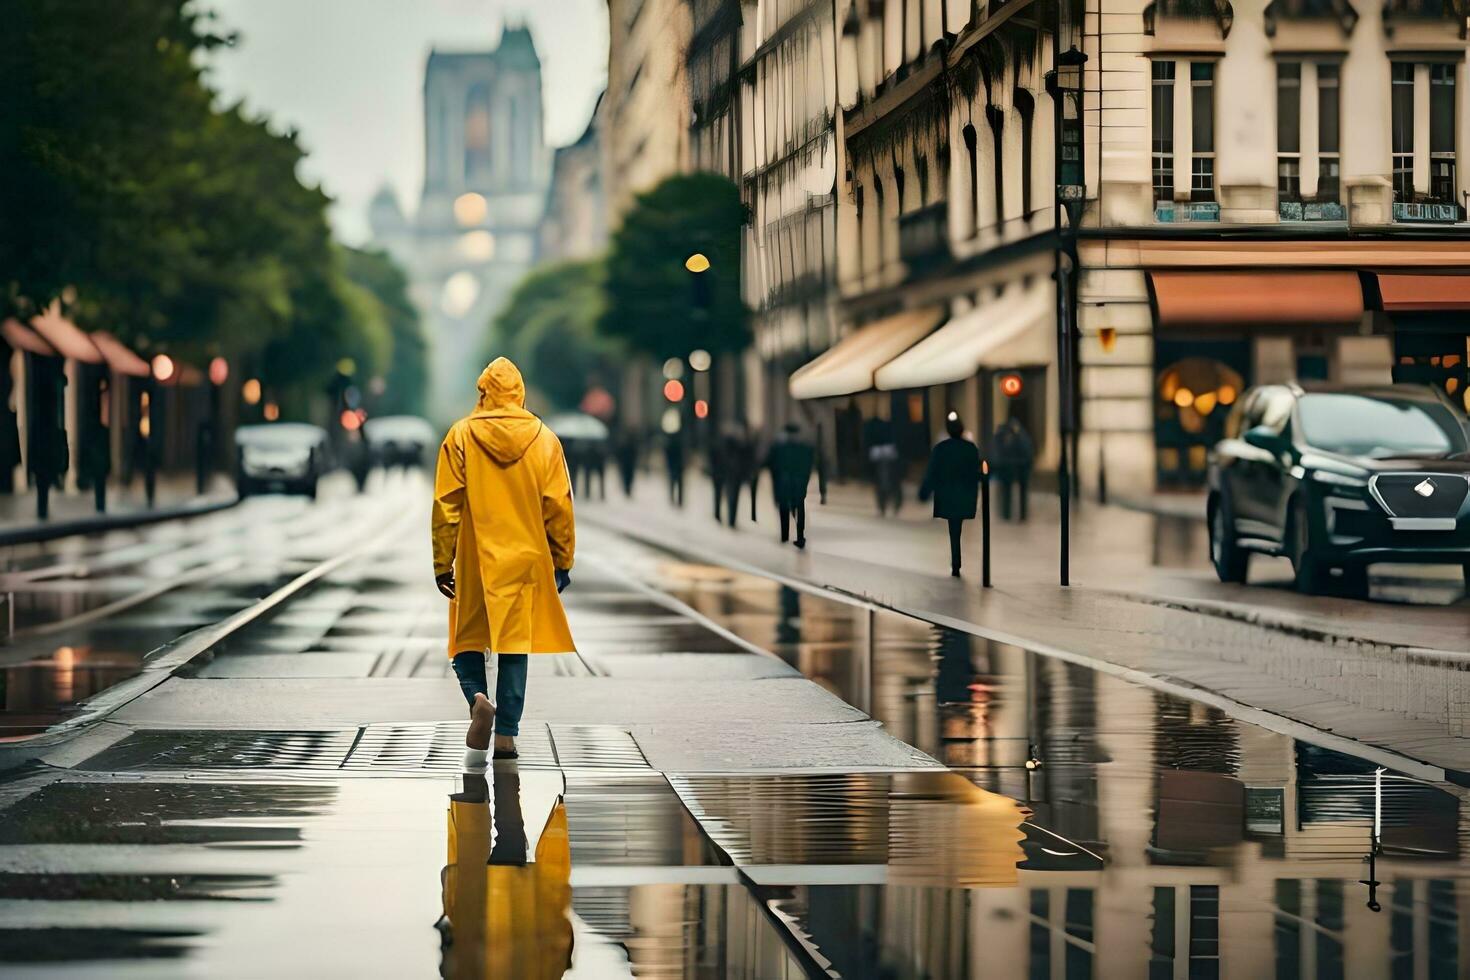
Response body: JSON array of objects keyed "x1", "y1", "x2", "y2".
[{"x1": 1371, "y1": 473, "x2": 1469, "y2": 520}]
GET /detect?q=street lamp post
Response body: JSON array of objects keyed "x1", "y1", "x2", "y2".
[{"x1": 1047, "y1": 36, "x2": 1087, "y2": 588}]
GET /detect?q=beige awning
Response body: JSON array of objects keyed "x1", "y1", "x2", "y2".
[
  {"x1": 789, "y1": 306, "x2": 943, "y2": 400},
  {"x1": 30, "y1": 301, "x2": 103, "y2": 364},
  {"x1": 875, "y1": 281, "x2": 1053, "y2": 391}
]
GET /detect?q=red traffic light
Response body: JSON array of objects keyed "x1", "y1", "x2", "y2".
[{"x1": 999, "y1": 373, "x2": 1024, "y2": 397}]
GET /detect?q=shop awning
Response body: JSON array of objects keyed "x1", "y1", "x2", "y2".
[
  {"x1": 30, "y1": 301, "x2": 102, "y2": 364},
  {"x1": 1, "y1": 318, "x2": 58, "y2": 357},
  {"x1": 89, "y1": 331, "x2": 151, "y2": 377},
  {"x1": 1149, "y1": 271, "x2": 1363, "y2": 327},
  {"x1": 1375, "y1": 273, "x2": 1470, "y2": 312},
  {"x1": 875, "y1": 281, "x2": 1052, "y2": 391},
  {"x1": 789, "y1": 306, "x2": 943, "y2": 400}
]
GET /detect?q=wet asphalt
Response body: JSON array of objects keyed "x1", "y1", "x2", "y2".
[{"x1": 0, "y1": 473, "x2": 1464, "y2": 978}]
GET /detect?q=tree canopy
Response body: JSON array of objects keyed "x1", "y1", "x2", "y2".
[
  {"x1": 492, "y1": 259, "x2": 618, "y2": 413},
  {"x1": 0, "y1": 0, "x2": 408, "y2": 417},
  {"x1": 599, "y1": 173, "x2": 749, "y2": 361}
]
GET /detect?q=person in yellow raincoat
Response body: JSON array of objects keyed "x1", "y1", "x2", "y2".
[
  {"x1": 439, "y1": 772, "x2": 573, "y2": 978},
  {"x1": 432, "y1": 357, "x2": 576, "y2": 764}
]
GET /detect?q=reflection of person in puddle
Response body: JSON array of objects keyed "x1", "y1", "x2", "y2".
[
  {"x1": 432, "y1": 358, "x2": 577, "y2": 770},
  {"x1": 439, "y1": 769, "x2": 573, "y2": 978}
]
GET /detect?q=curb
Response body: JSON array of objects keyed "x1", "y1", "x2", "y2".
[{"x1": 0, "y1": 496, "x2": 240, "y2": 547}]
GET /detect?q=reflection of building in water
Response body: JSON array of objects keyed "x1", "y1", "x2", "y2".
[{"x1": 370, "y1": 26, "x2": 551, "y2": 423}]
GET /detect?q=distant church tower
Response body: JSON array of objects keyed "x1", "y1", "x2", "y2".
[{"x1": 370, "y1": 26, "x2": 551, "y2": 423}]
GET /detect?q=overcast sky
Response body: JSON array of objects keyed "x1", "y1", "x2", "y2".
[{"x1": 203, "y1": 0, "x2": 608, "y2": 244}]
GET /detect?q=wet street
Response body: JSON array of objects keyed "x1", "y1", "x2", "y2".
[{"x1": 0, "y1": 477, "x2": 1466, "y2": 978}]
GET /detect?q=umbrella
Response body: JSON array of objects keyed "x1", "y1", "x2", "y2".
[{"x1": 546, "y1": 413, "x2": 609, "y2": 441}]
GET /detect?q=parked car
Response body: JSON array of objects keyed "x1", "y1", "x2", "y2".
[
  {"x1": 1208, "y1": 383, "x2": 1470, "y2": 593},
  {"x1": 363, "y1": 415, "x2": 438, "y2": 470},
  {"x1": 235, "y1": 423, "x2": 329, "y2": 499}
]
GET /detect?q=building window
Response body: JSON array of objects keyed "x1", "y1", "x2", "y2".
[
  {"x1": 1190, "y1": 62, "x2": 1215, "y2": 202},
  {"x1": 988, "y1": 105, "x2": 1005, "y2": 223},
  {"x1": 1431, "y1": 63, "x2": 1456, "y2": 204},
  {"x1": 962, "y1": 124, "x2": 979, "y2": 231},
  {"x1": 915, "y1": 155, "x2": 929, "y2": 206},
  {"x1": 1277, "y1": 63, "x2": 1301, "y2": 201},
  {"x1": 1392, "y1": 62, "x2": 1415, "y2": 202},
  {"x1": 1318, "y1": 64, "x2": 1340, "y2": 202},
  {"x1": 1152, "y1": 60, "x2": 1175, "y2": 203},
  {"x1": 1016, "y1": 91, "x2": 1035, "y2": 215}
]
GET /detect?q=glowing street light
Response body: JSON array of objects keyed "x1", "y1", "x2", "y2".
[
  {"x1": 663, "y1": 379, "x2": 685, "y2": 403},
  {"x1": 662, "y1": 357, "x2": 685, "y2": 380},
  {"x1": 684, "y1": 252, "x2": 711, "y2": 273},
  {"x1": 208, "y1": 356, "x2": 229, "y2": 386},
  {"x1": 688, "y1": 349, "x2": 712, "y2": 372},
  {"x1": 150, "y1": 354, "x2": 175, "y2": 383},
  {"x1": 242, "y1": 378, "x2": 262, "y2": 405}
]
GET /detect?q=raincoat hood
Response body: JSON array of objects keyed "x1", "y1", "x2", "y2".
[{"x1": 468, "y1": 357, "x2": 543, "y2": 464}]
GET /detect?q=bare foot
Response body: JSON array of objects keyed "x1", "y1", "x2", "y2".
[{"x1": 466, "y1": 694, "x2": 494, "y2": 751}]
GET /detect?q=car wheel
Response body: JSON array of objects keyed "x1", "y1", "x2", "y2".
[
  {"x1": 1287, "y1": 497, "x2": 1325, "y2": 594},
  {"x1": 1338, "y1": 563, "x2": 1370, "y2": 599},
  {"x1": 1209, "y1": 495, "x2": 1249, "y2": 584}
]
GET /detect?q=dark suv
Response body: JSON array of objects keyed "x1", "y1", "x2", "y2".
[{"x1": 1207, "y1": 383, "x2": 1470, "y2": 593}]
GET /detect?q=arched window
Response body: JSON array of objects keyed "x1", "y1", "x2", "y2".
[
  {"x1": 1015, "y1": 91, "x2": 1035, "y2": 215},
  {"x1": 464, "y1": 83, "x2": 492, "y2": 182},
  {"x1": 987, "y1": 105, "x2": 1005, "y2": 225},
  {"x1": 963, "y1": 124, "x2": 979, "y2": 226}
]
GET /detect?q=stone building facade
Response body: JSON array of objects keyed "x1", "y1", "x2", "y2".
[{"x1": 370, "y1": 27, "x2": 552, "y2": 423}]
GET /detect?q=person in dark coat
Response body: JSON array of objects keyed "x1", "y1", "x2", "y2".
[
  {"x1": 920, "y1": 412, "x2": 982, "y2": 577},
  {"x1": 991, "y1": 415, "x2": 1035, "y2": 521},
  {"x1": 763, "y1": 422, "x2": 817, "y2": 548},
  {"x1": 714, "y1": 426, "x2": 756, "y2": 529},
  {"x1": 862, "y1": 414, "x2": 902, "y2": 516},
  {"x1": 613, "y1": 430, "x2": 640, "y2": 499},
  {"x1": 663, "y1": 432, "x2": 685, "y2": 508}
]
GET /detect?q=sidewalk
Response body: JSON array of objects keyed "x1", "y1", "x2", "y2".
[
  {"x1": 0, "y1": 473, "x2": 238, "y2": 545},
  {"x1": 584, "y1": 470, "x2": 1470, "y2": 780}
]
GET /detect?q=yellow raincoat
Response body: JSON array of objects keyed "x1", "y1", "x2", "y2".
[
  {"x1": 441, "y1": 790, "x2": 573, "y2": 979},
  {"x1": 432, "y1": 358, "x2": 576, "y2": 657}
]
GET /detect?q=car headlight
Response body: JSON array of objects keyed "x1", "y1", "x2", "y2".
[{"x1": 1310, "y1": 469, "x2": 1368, "y2": 489}]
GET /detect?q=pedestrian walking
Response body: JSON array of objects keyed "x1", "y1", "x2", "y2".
[
  {"x1": 663, "y1": 432, "x2": 685, "y2": 508},
  {"x1": 613, "y1": 430, "x2": 640, "y2": 498},
  {"x1": 581, "y1": 439, "x2": 607, "y2": 501},
  {"x1": 920, "y1": 412, "x2": 983, "y2": 577},
  {"x1": 714, "y1": 425, "x2": 756, "y2": 529},
  {"x1": 764, "y1": 422, "x2": 818, "y2": 548},
  {"x1": 991, "y1": 414, "x2": 1035, "y2": 522},
  {"x1": 862, "y1": 414, "x2": 902, "y2": 516},
  {"x1": 432, "y1": 357, "x2": 576, "y2": 771}
]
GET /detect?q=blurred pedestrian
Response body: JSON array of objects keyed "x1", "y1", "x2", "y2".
[
  {"x1": 432, "y1": 357, "x2": 576, "y2": 771},
  {"x1": 991, "y1": 414, "x2": 1035, "y2": 522},
  {"x1": 713, "y1": 425, "x2": 756, "y2": 529},
  {"x1": 581, "y1": 440, "x2": 607, "y2": 501},
  {"x1": 863, "y1": 414, "x2": 902, "y2": 516},
  {"x1": 613, "y1": 430, "x2": 640, "y2": 498},
  {"x1": 663, "y1": 431, "x2": 685, "y2": 508},
  {"x1": 920, "y1": 412, "x2": 982, "y2": 577},
  {"x1": 764, "y1": 422, "x2": 817, "y2": 548}
]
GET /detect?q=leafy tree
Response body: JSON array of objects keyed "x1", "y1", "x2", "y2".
[
  {"x1": 492, "y1": 259, "x2": 618, "y2": 413},
  {"x1": 599, "y1": 173, "x2": 748, "y2": 361}
]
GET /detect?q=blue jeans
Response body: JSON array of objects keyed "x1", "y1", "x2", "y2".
[{"x1": 451, "y1": 652, "x2": 528, "y2": 737}]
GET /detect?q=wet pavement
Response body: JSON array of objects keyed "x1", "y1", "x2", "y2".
[{"x1": 0, "y1": 479, "x2": 1467, "y2": 977}]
